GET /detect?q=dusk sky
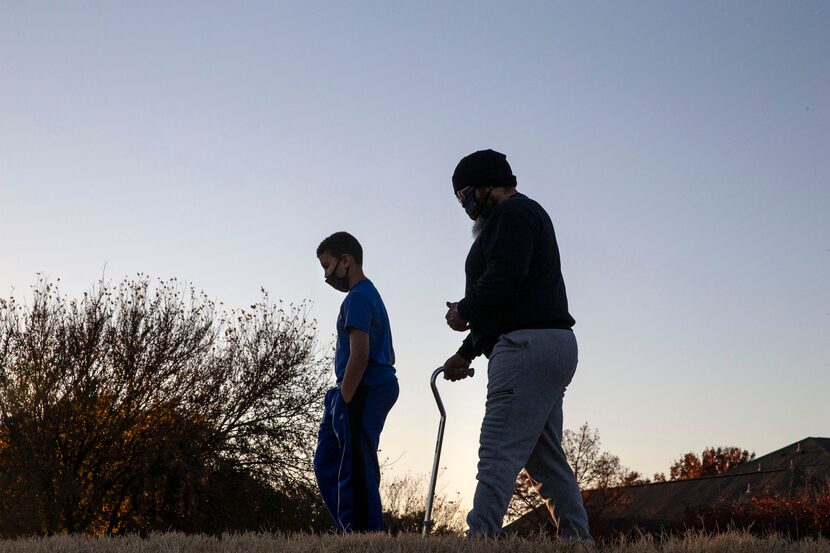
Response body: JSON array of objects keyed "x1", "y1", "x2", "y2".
[{"x1": 2, "y1": 2, "x2": 828, "y2": 513}]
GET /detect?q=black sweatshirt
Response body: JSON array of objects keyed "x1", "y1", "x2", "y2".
[{"x1": 456, "y1": 192, "x2": 575, "y2": 360}]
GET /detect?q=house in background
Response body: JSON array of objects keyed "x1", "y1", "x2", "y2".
[{"x1": 506, "y1": 437, "x2": 830, "y2": 537}]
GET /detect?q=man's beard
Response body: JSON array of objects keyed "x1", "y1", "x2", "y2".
[
  {"x1": 472, "y1": 216, "x2": 488, "y2": 239},
  {"x1": 470, "y1": 190, "x2": 496, "y2": 238}
]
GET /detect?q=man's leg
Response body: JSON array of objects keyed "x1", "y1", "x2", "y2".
[
  {"x1": 525, "y1": 389, "x2": 592, "y2": 541},
  {"x1": 466, "y1": 329, "x2": 576, "y2": 536}
]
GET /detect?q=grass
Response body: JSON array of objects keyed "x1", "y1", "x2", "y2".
[{"x1": 1, "y1": 532, "x2": 830, "y2": 553}]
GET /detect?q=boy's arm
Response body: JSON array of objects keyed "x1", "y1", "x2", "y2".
[{"x1": 340, "y1": 328, "x2": 370, "y2": 404}]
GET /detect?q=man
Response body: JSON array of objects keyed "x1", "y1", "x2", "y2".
[{"x1": 443, "y1": 149, "x2": 592, "y2": 541}]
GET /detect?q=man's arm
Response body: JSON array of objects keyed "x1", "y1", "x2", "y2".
[
  {"x1": 457, "y1": 333, "x2": 479, "y2": 362},
  {"x1": 341, "y1": 328, "x2": 369, "y2": 403},
  {"x1": 442, "y1": 334, "x2": 478, "y2": 382},
  {"x1": 457, "y1": 205, "x2": 537, "y2": 322}
]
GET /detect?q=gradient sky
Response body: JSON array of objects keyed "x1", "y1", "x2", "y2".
[{"x1": 2, "y1": 2, "x2": 828, "y2": 514}]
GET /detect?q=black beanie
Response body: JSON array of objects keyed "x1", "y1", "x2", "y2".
[{"x1": 452, "y1": 149, "x2": 517, "y2": 193}]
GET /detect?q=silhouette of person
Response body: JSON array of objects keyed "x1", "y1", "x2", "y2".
[{"x1": 442, "y1": 149, "x2": 592, "y2": 541}]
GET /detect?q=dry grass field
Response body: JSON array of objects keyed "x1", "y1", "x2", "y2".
[{"x1": 0, "y1": 532, "x2": 829, "y2": 553}]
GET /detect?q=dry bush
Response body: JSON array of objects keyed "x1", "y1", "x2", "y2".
[
  {"x1": 0, "y1": 276, "x2": 331, "y2": 536},
  {"x1": 381, "y1": 472, "x2": 465, "y2": 535},
  {"x1": 686, "y1": 488, "x2": 830, "y2": 538}
]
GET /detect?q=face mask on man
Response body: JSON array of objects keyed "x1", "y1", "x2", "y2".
[
  {"x1": 325, "y1": 258, "x2": 350, "y2": 293},
  {"x1": 461, "y1": 187, "x2": 495, "y2": 220}
]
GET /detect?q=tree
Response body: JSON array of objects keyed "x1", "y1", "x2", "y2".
[
  {"x1": 508, "y1": 470, "x2": 548, "y2": 527},
  {"x1": 669, "y1": 446, "x2": 755, "y2": 480},
  {"x1": 507, "y1": 423, "x2": 642, "y2": 526},
  {"x1": 670, "y1": 453, "x2": 704, "y2": 481},
  {"x1": 0, "y1": 276, "x2": 331, "y2": 536}
]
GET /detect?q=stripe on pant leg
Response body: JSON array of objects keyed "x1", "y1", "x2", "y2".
[
  {"x1": 332, "y1": 391, "x2": 350, "y2": 532},
  {"x1": 348, "y1": 386, "x2": 370, "y2": 531}
]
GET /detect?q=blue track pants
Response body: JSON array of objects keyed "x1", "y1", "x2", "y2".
[{"x1": 314, "y1": 381, "x2": 399, "y2": 532}]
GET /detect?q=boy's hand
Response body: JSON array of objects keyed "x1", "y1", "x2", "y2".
[
  {"x1": 445, "y1": 301, "x2": 470, "y2": 332},
  {"x1": 340, "y1": 386, "x2": 355, "y2": 404},
  {"x1": 443, "y1": 353, "x2": 472, "y2": 381}
]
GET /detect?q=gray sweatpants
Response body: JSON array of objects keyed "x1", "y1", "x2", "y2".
[{"x1": 467, "y1": 328, "x2": 592, "y2": 540}]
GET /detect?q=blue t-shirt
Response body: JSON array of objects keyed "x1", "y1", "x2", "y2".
[{"x1": 335, "y1": 279, "x2": 397, "y2": 386}]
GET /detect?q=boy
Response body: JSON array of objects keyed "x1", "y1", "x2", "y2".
[{"x1": 314, "y1": 231, "x2": 399, "y2": 532}]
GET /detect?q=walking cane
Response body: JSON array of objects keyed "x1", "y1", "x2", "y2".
[{"x1": 422, "y1": 365, "x2": 475, "y2": 537}]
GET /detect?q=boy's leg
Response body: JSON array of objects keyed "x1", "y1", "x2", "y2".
[
  {"x1": 314, "y1": 388, "x2": 344, "y2": 526},
  {"x1": 466, "y1": 329, "x2": 579, "y2": 537},
  {"x1": 347, "y1": 380, "x2": 399, "y2": 531}
]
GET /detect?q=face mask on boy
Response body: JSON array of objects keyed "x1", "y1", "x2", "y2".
[{"x1": 325, "y1": 259, "x2": 350, "y2": 293}]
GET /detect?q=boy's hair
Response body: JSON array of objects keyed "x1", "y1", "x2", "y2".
[{"x1": 316, "y1": 232, "x2": 363, "y2": 265}]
